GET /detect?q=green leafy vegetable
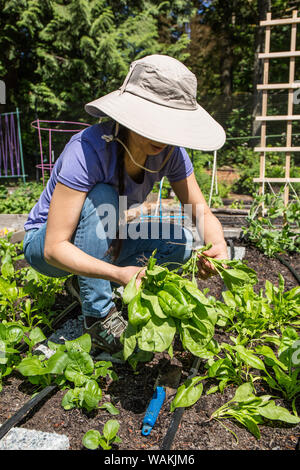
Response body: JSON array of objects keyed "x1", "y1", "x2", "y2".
[{"x1": 82, "y1": 420, "x2": 122, "y2": 450}]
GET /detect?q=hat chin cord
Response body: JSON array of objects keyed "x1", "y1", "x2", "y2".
[{"x1": 101, "y1": 121, "x2": 174, "y2": 174}]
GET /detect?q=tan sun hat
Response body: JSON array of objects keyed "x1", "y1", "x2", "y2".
[{"x1": 85, "y1": 54, "x2": 226, "y2": 151}]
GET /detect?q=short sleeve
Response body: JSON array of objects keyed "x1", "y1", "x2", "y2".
[
  {"x1": 57, "y1": 138, "x2": 104, "y2": 192},
  {"x1": 166, "y1": 147, "x2": 194, "y2": 183}
]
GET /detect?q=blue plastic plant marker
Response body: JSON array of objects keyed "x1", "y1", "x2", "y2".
[{"x1": 141, "y1": 386, "x2": 166, "y2": 436}]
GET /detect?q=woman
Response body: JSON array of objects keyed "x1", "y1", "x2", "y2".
[{"x1": 23, "y1": 54, "x2": 227, "y2": 354}]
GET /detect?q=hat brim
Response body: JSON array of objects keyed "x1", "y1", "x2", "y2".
[{"x1": 85, "y1": 91, "x2": 226, "y2": 151}]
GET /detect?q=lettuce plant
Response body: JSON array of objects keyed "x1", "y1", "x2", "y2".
[
  {"x1": 210, "y1": 382, "x2": 300, "y2": 440},
  {"x1": 82, "y1": 420, "x2": 122, "y2": 450},
  {"x1": 17, "y1": 333, "x2": 118, "y2": 413},
  {"x1": 121, "y1": 249, "x2": 258, "y2": 365},
  {"x1": 0, "y1": 323, "x2": 46, "y2": 391}
]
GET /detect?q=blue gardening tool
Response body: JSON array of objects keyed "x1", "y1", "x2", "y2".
[
  {"x1": 142, "y1": 386, "x2": 166, "y2": 436},
  {"x1": 141, "y1": 365, "x2": 181, "y2": 436}
]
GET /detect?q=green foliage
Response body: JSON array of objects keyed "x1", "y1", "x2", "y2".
[
  {"x1": 18, "y1": 333, "x2": 119, "y2": 413},
  {"x1": 0, "y1": 0, "x2": 194, "y2": 169},
  {"x1": 0, "y1": 322, "x2": 45, "y2": 391},
  {"x1": 203, "y1": 342, "x2": 265, "y2": 394},
  {"x1": 1, "y1": 0, "x2": 191, "y2": 115},
  {"x1": 256, "y1": 335, "x2": 300, "y2": 412},
  {"x1": 216, "y1": 274, "x2": 300, "y2": 342},
  {"x1": 0, "y1": 181, "x2": 45, "y2": 214},
  {"x1": 210, "y1": 382, "x2": 300, "y2": 441},
  {"x1": 229, "y1": 147, "x2": 300, "y2": 196},
  {"x1": 192, "y1": 153, "x2": 232, "y2": 201},
  {"x1": 82, "y1": 420, "x2": 122, "y2": 450},
  {"x1": 121, "y1": 247, "x2": 257, "y2": 364},
  {"x1": 1, "y1": 0, "x2": 298, "y2": 172},
  {"x1": 242, "y1": 192, "x2": 300, "y2": 257},
  {"x1": 170, "y1": 376, "x2": 203, "y2": 412},
  {"x1": 181, "y1": 243, "x2": 257, "y2": 288},
  {"x1": 0, "y1": 236, "x2": 66, "y2": 328}
]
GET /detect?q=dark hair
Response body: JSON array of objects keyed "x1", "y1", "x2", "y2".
[{"x1": 116, "y1": 123, "x2": 128, "y2": 197}]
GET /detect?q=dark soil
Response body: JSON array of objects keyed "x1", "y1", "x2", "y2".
[{"x1": 0, "y1": 244, "x2": 299, "y2": 451}]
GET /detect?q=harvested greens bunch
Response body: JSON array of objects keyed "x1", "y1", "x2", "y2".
[{"x1": 121, "y1": 247, "x2": 257, "y2": 364}]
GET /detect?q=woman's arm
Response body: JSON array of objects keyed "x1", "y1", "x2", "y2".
[
  {"x1": 171, "y1": 172, "x2": 228, "y2": 277},
  {"x1": 44, "y1": 182, "x2": 142, "y2": 286}
]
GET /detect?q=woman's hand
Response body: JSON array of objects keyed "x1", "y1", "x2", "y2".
[
  {"x1": 197, "y1": 242, "x2": 228, "y2": 280},
  {"x1": 118, "y1": 265, "x2": 146, "y2": 288}
]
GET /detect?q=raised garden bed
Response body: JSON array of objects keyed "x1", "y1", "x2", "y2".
[{"x1": 0, "y1": 243, "x2": 299, "y2": 451}]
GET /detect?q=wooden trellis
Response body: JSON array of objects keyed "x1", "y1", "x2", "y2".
[{"x1": 253, "y1": 10, "x2": 300, "y2": 205}]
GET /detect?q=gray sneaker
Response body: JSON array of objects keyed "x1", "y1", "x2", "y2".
[
  {"x1": 66, "y1": 276, "x2": 127, "y2": 354},
  {"x1": 83, "y1": 306, "x2": 127, "y2": 354}
]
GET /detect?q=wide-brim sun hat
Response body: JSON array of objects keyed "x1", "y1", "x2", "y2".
[{"x1": 85, "y1": 54, "x2": 226, "y2": 151}]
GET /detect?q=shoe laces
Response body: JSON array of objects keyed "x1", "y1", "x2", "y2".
[{"x1": 101, "y1": 308, "x2": 127, "y2": 337}]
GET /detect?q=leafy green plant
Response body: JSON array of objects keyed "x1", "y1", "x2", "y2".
[
  {"x1": 17, "y1": 333, "x2": 118, "y2": 413},
  {"x1": 181, "y1": 243, "x2": 257, "y2": 288},
  {"x1": 0, "y1": 323, "x2": 46, "y2": 391},
  {"x1": 192, "y1": 153, "x2": 232, "y2": 202},
  {"x1": 0, "y1": 323, "x2": 24, "y2": 391},
  {"x1": 209, "y1": 382, "x2": 300, "y2": 441},
  {"x1": 203, "y1": 342, "x2": 265, "y2": 394},
  {"x1": 82, "y1": 420, "x2": 122, "y2": 450},
  {"x1": 170, "y1": 376, "x2": 203, "y2": 412},
  {"x1": 242, "y1": 192, "x2": 300, "y2": 257},
  {"x1": 216, "y1": 275, "x2": 300, "y2": 342},
  {"x1": 230, "y1": 200, "x2": 245, "y2": 210},
  {"x1": 255, "y1": 331, "x2": 300, "y2": 413},
  {"x1": 0, "y1": 246, "x2": 66, "y2": 327},
  {"x1": 122, "y1": 255, "x2": 214, "y2": 362},
  {"x1": 230, "y1": 148, "x2": 300, "y2": 196},
  {"x1": 0, "y1": 233, "x2": 23, "y2": 261},
  {"x1": 121, "y1": 248, "x2": 257, "y2": 364},
  {"x1": 0, "y1": 181, "x2": 44, "y2": 214}
]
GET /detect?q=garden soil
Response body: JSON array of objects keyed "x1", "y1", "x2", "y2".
[{"x1": 0, "y1": 244, "x2": 299, "y2": 451}]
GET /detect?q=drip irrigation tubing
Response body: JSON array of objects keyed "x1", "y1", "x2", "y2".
[
  {"x1": 275, "y1": 254, "x2": 300, "y2": 285},
  {"x1": 1, "y1": 242, "x2": 298, "y2": 448},
  {"x1": 160, "y1": 356, "x2": 202, "y2": 450},
  {"x1": 160, "y1": 240, "x2": 236, "y2": 450},
  {"x1": 0, "y1": 384, "x2": 58, "y2": 440}
]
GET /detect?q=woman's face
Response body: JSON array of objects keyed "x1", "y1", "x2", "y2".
[{"x1": 128, "y1": 130, "x2": 168, "y2": 155}]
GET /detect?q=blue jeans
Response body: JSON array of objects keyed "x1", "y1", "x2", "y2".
[{"x1": 23, "y1": 183, "x2": 193, "y2": 319}]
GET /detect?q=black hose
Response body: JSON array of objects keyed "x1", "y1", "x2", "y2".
[
  {"x1": 160, "y1": 357, "x2": 201, "y2": 450},
  {"x1": 160, "y1": 240, "x2": 235, "y2": 450},
  {"x1": 159, "y1": 240, "x2": 298, "y2": 450},
  {"x1": 0, "y1": 384, "x2": 58, "y2": 440},
  {"x1": 227, "y1": 238, "x2": 235, "y2": 261},
  {"x1": 275, "y1": 254, "x2": 300, "y2": 285}
]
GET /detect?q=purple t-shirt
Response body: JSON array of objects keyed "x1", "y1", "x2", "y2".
[{"x1": 24, "y1": 121, "x2": 194, "y2": 231}]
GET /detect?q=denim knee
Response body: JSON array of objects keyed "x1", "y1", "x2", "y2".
[{"x1": 80, "y1": 183, "x2": 119, "y2": 221}]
